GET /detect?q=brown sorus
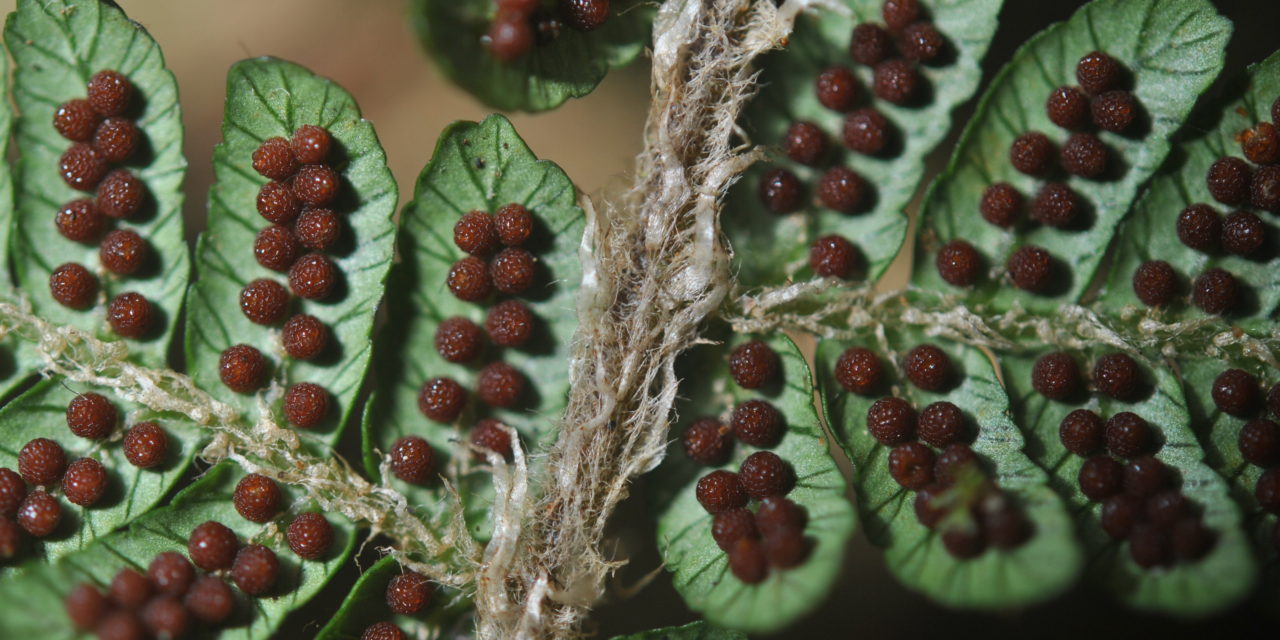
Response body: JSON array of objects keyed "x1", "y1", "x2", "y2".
[
  {"x1": 935, "y1": 239, "x2": 981, "y2": 287},
  {"x1": 291, "y1": 124, "x2": 332, "y2": 165},
  {"x1": 59, "y1": 143, "x2": 108, "y2": 191},
  {"x1": 17, "y1": 490, "x2": 61, "y2": 537},
  {"x1": 219, "y1": 344, "x2": 267, "y2": 393},
  {"x1": 934, "y1": 442, "x2": 979, "y2": 486},
  {"x1": 184, "y1": 576, "x2": 234, "y2": 624},
  {"x1": 918, "y1": 401, "x2": 965, "y2": 447},
  {"x1": 293, "y1": 164, "x2": 340, "y2": 207},
  {"x1": 731, "y1": 399, "x2": 785, "y2": 448},
  {"x1": 50, "y1": 262, "x2": 98, "y2": 309},
  {"x1": 1176, "y1": 203, "x2": 1221, "y2": 252},
  {"x1": 1076, "y1": 51, "x2": 1122, "y2": 95},
  {"x1": 980, "y1": 182, "x2": 1023, "y2": 228},
  {"x1": 1256, "y1": 468, "x2": 1280, "y2": 514},
  {"x1": 1091, "y1": 90, "x2": 1137, "y2": 132},
  {"x1": 1101, "y1": 494, "x2": 1141, "y2": 540},
  {"x1": 1146, "y1": 490, "x2": 1188, "y2": 528},
  {"x1": 454, "y1": 210, "x2": 500, "y2": 257},
  {"x1": 240, "y1": 278, "x2": 290, "y2": 325},
  {"x1": 1093, "y1": 352, "x2": 1141, "y2": 401},
  {"x1": 1132, "y1": 260, "x2": 1178, "y2": 307},
  {"x1": 232, "y1": 544, "x2": 279, "y2": 596},
  {"x1": 739, "y1": 451, "x2": 794, "y2": 499},
  {"x1": 849, "y1": 23, "x2": 894, "y2": 66},
  {"x1": 107, "y1": 292, "x2": 153, "y2": 339},
  {"x1": 188, "y1": 521, "x2": 238, "y2": 571},
  {"x1": 873, "y1": 59, "x2": 919, "y2": 104},
  {"x1": 695, "y1": 470, "x2": 748, "y2": 513},
  {"x1": 816, "y1": 66, "x2": 858, "y2": 112},
  {"x1": 1242, "y1": 121, "x2": 1280, "y2": 165},
  {"x1": 110, "y1": 567, "x2": 152, "y2": 609},
  {"x1": 140, "y1": 596, "x2": 188, "y2": 639},
  {"x1": 435, "y1": 317, "x2": 485, "y2": 363},
  {"x1": 809, "y1": 234, "x2": 859, "y2": 279},
  {"x1": 65, "y1": 583, "x2": 109, "y2": 630},
  {"x1": 284, "y1": 383, "x2": 330, "y2": 428},
  {"x1": 941, "y1": 526, "x2": 986, "y2": 559},
  {"x1": 66, "y1": 392, "x2": 117, "y2": 440},
  {"x1": 1060, "y1": 133, "x2": 1107, "y2": 178},
  {"x1": 391, "y1": 436, "x2": 435, "y2": 484},
  {"x1": 123, "y1": 422, "x2": 167, "y2": 468},
  {"x1": 1032, "y1": 182, "x2": 1079, "y2": 228},
  {"x1": 867, "y1": 396, "x2": 915, "y2": 445},
  {"x1": 486, "y1": 299, "x2": 535, "y2": 347},
  {"x1": 478, "y1": 361, "x2": 525, "y2": 407},
  {"x1": 234, "y1": 473, "x2": 283, "y2": 523},
  {"x1": 756, "y1": 496, "x2": 808, "y2": 537},
  {"x1": 1238, "y1": 419, "x2": 1279, "y2": 467},
  {"x1": 1170, "y1": 517, "x2": 1214, "y2": 562},
  {"x1": 1032, "y1": 352, "x2": 1080, "y2": 401},
  {"x1": 287, "y1": 512, "x2": 334, "y2": 560},
  {"x1": 900, "y1": 21, "x2": 943, "y2": 62},
  {"x1": 559, "y1": 0, "x2": 609, "y2": 31},
  {"x1": 1191, "y1": 267, "x2": 1239, "y2": 316},
  {"x1": 729, "y1": 340, "x2": 779, "y2": 390},
  {"x1": 1009, "y1": 132, "x2": 1054, "y2": 176},
  {"x1": 283, "y1": 314, "x2": 329, "y2": 360},
  {"x1": 418, "y1": 377, "x2": 466, "y2": 423},
  {"x1": 1007, "y1": 245, "x2": 1052, "y2": 292},
  {"x1": 904, "y1": 344, "x2": 952, "y2": 392},
  {"x1": 1205, "y1": 157, "x2": 1251, "y2": 206},
  {"x1": 783, "y1": 121, "x2": 827, "y2": 165},
  {"x1": 882, "y1": 0, "x2": 922, "y2": 31},
  {"x1": 92, "y1": 117, "x2": 140, "y2": 164},
  {"x1": 1212, "y1": 369, "x2": 1260, "y2": 418},
  {"x1": 294, "y1": 207, "x2": 341, "y2": 250},
  {"x1": 53, "y1": 99, "x2": 100, "y2": 142},
  {"x1": 0, "y1": 468, "x2": 26, "y2": 517},
  {"x1": 913, "y1": 484, "x2": 947, "y2": 528},
  {"x1": 843, "y1": 108, "x2": 891, "y2": 155},
  {"x1": 362, "y1": 622, "x2": 409, "y2": 640},
  {"x1": 470, "y1": 418, "x2": 513, "y2": 461},
  {"x1": 495, "y1": 203, "x2": 534, "y2": 246},
  {"x1": 1221, "y1": 210, "x2": 1266, "y2": 256},
  {"x1": 148, "y1": 551, "x2": 194, "y2": 597},
  {"x1": 758, "y1": 168, "x2": 803, "y2": 214},
  {"x1": 817, "y1": 166, "x2": 866, "y2": 213},
  {"x1": 1046, "y1": 86, "x2": 1090, "y2": 130},
  {"x1": 255, "y1": 224, "x2": 301, "y2": 272},
  {"x1": 62, "y1": 458, "x2": 107, "y2": 506},
  {"x1": 983, "y1": 501, "x2": 1031, "y2": 549},
  {"x1": 448, "y1": 256, "x2": 493, "y2": 302},
  {"x1": 289, "y1": 253, "x2": 338, "y2": 300},
  {"x1": 0, "y1": 519, "x2": 21, "y2": 560},
  {"x1": 252, "y1": 137, "x2": 298, "y2": 181},
  {"x1": 487, "y1": 14, "x2": 534, "y2": 62},
  {"x1": 86, "y1": 70, "x2": 134, "y2": 116},
  {"x1": 55, "y1": 199, "x2": 106, "y2": 244},
  {"x1": 1129, "y1": 524, "x2": 1172, "y2": 569},
  {"x1": 95, "y1": 611, "x2": 145, "y2": 640},
  {"x1": 888, "y1": 442, "x2": 936, "y2": 490},
  {"x1": 762, "y1": 528, "x2": 810, "y2": 568},
  {"x1": 1059, "y1": 409, "x2": 1104, "y2": 456},
  {"x1": 835, "y1": 346, "x2": 881, "y2": 395},
  {"x1": 727, "y1": 537, "x2": 768, "y2": 584},
  {"x1": 1105, "y1": 411, "x2": 1151, "y2": 458},
  {"x1": 386, "y1": 570, "x2": 434, "y2": 615},
  {"x1": 18, "y1": 438, "x2": 65, "y2": 486},
  {"x1": 1122, "y1": 454, "x2": 1167, "y2": 498},
  {"x1": 711, "y1": 508, "x2": 758, "y2": 551},
  {"x1": 1078, "y1": 455, "x2": 1123, "y2": 501},
  {"x1": 683, "y1": 418, "x2": 732, "y2": 466},
  {"x1": 100, "y1": 229, "x2": 148, "y2": 275},
  {"x1": 257, "y1": 181, "x2": 302, "y2": 225}
]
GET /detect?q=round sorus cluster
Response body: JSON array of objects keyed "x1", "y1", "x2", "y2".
[
  {"x1": 254, "y1": 224, "x2": 301, "y2": 272},
  {"x1": 1221, "y1": 210, "x2": 1265, "y2": 257},
  {"x1": 390, "y1": 436, "x2": 435, "y2": 485},
  {"x1": 1046, "y1": 86, "x2": 1090, "y2": 130},
  {"x1": 809, "y1": 234, "x2": 859, "y2": 279},
  {"x1": 1059, "y1": 133, "x2": 1107, "y2": 178},
  {"x1": 873, "y1": 59, "x2": 920, "y2": 105},
  {"x1": 1093, "y1": 352, "x2": 1142, "y2": 401},
  {"x1": 188, "y1": 521, "x2": 238, "y2": 571},
  {"x1": 1191, "y1": 267, "x2": 1239, "y2": 315},
  {"x1": 295, "y1": 207, "x2": 341, "y2": 251},
  {"x1": 239, "y1": 278, "x2": 290, "y2": 325},
  {"x1": 18, "y1": 437, "x2": 66, "y2": 487},
  {"x1": 1031, "y1": 352, "x2": 1081, "y2": 401},
  {"x1": 386, "y1": 570, "x2": 434, "y2": 615},
  {"x1": 363, "y1": 621, "x2": 409, "y2": 640},
  {"x1": 418, "y1": 377, "x2": 466, "y2": 423},
  {"x1": 233, "y1": 473, "x2": 283, "y2": 523},
  {"x1": 979, "y1": 183, "x2": 1023, "y2": 228},
  {"x1": 731, "y1": 400, "x2": 785, "y2": 448},
  {"x1": 834, "y1": 346, "x2": 881, "y2": 396},
  {"x1": 850, "y1": 22, "x2": 894, "y2": 66},
  {"x1": 904, "y1": 344, "x2": 952, "y2": 392},
  {"x1": 888, "y1": 442, "x2": 936, "y2": 490},
  {"x1": 758, "y1": 168, "x2": 803, "y2": 214},
  {"x1": 816, "y1": 67, "x2": 858, "y2": 113},
  {"x1": 783, "y1": 121, "x2": 827, "y2": 165},
  {"x1": 478, "y1": 361, "x2": 525, "y2": 407},
  {"x1": 107, "y1": 291, "x2": 154, "y2": 338},
  {"x1": 1009, "y1": 132, "x2": 1054, "y2": 176},
  {"x1": 286, "y1": 512, "x2": 334, "y2": 560},
  {"x1": 66, "y1": 392, "x2": 117, "y2": 440},
  {"x1": 1059, "y1": 409, "x2": 1104, "y2": 456},
  {"x1": 495, "y1": 202, "x2": 534, "y2": 246},
  {"x1": 1206, "y1": 157, "x2": 1251, "y2": 206},
  {"x1": 55, "y1": 199, "x2": 106, "y2": 244},
  {"x1": 455, "y1": 210, "x2": 500, "y2": 257},
  {"x1": 18, "y1": 490, "x2": 62, "y2": 537},
  {"x1": 435, "y1": 317, "x2": 485, "y2": 363},
  {"x1": 219, "y1": 344, "x2": 267, "y2": 393},
  {"x1": 490, "y1": 247, "x2": 536, "y2": 294},
  {"x1": 738, "y1": 451, "x2": 794, "y2": 500},
  {"x1": 49, "y1": 262, "x2": 98, "y2": 310},
  {"x1": 470, "y1": 418, "x2": 514, "y2": 461},
  {"x1": 1243, "y1": 121, "x2": 1280, "y2": 165},
  {"x1": 1031, "y1": 182, "x2": 1080, "y2": 228},
  {"x1": 0, "y1": 468, "x2": 26, "y2": 517},
  {"x1": 1176, "y1": 203, "x2": 1222, "y2": 252},
  {"x1": 257, "y1": 180, "x2": 301, "y2": 225},
  {"x1": 843, "y1": 108, "x2": 891, "y2": 156},
  {"x1": 867, "y1": 397, "x2": 916, "y2": 445},
  {"x1": 232, "y1": 544, "x2": 279, "y2": 596},
  {"x1": 62, "y1": 458, "x2": 108, "y2": 507},
  {"x1": 696, "y1": 470, "x2": 748, "y2": 514},
  {"x1": 1238, "y1": 419, "x2": 1279, "y2": 468},
  {"x1": 728, "y1": 340, "x2": 779, "y2": 390},
  {"x1": 284, "y1": 383, "x2": 330, "y2": 428},
  {"x1": 683, "y1": 417, "x2": 733, "y2": 466},
  {"x1": 289, "y1": 253, "x2": 338, "y2": 300},
  {"x1": 1006, "y1": 245, "x2": 1052, "y2": 293},
  {"x1": 283, "y1": 313, "x2": 329, "y2": 360},
  {"x1": 99, "y1": 228, "x2": 147, "y2": 275},
  {"x1": 1091, "y1": 90, "x2": 1138, "y2": 133},
  {"x1": 1131, "y1": 260, "x2": 1177, "y2": 308},
  {"x1": 486, "y1": 299, "x2": 535, "y2": 347},
  {"x1": 935, "y1": 239, "x2": 981, "y2": 287},
  {"x1": 1212, "y1": 369, "x2": 1260, "y2": 418},
  {"x1": 123, "y1": 421, "x2": 168, "y2": 469}
]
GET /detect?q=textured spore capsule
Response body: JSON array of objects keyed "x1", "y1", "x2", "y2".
[
  {"x1": 913, "y1": 484, "x2": 947, "y2": 528},
  {"x1": 1101, "y1": 494, "x2": 1141, "y2": 540},
  {"x1": 257, "y1": 181, "x2": 302, "y2": 225},
  {"x1": 495, "y1": 203, "x2": 534, "y2": 246},
  {"x1": 933, "y1": 442, "x2": 978, "y2": 486},
  {"x1": 941, "y1": 527, "x2": 985, "y2": 559},
  {"x1": 188, "y1": 520, "x2": 238, "y2": 571},
  {"x1": 834, "y1": 346, "x2": 881, "y2": 395},
  {"x1": 291, "y1": 124, "x2": 332, "y2": 165},
  {"x1": 1176, "y1": 204, "x2": 1221, "y2": 252},
  {"x1": 99, "y1": 229, "x2": 148, "y2": 275},
  {"x1": 904, "y1": 344, "x2": 952, "y2": 392},
  {"x1": 738, "y1": 451, "x2": 794, "y2": 499},
  {"x1": 1009, "y1": 132, "x2": 1054, "y2": 176},
  {"x1": 282, "y1": 313, "x2": 329, "y2": 360},
  {"x1": 1212, "y1": 369, "x2": 1260, "y2": 418},
  {"x1": 418, "y1": 377, "x2": 466, "y2": 423},
  {"x1": 17, "y1": 490, "x2": 61, "y2": 537},
  {"x1": 756, "y1": 496, "x2": 808, "y2": 537},
  {"x1": 49, "y1": 262, "x2": 98, "y2": 310},
  {"x1": 1032, "y1": 182, "x2": 1079, "y2": 228},
  {"x1": 815, "y1": 66, "x2": 858, "y2": 112},
  {"x1": 1257, "y1": 468, "x2": 1280, "y2": 514},
  {"x1": 559, "y1": 0, "x2": 610, "y2": 31},
  {"x1": 435, "y1": 317, "x2": 485, "y2": 363},
  {"x1": 843, "y1": 108, "x2": 891, "y2": 155},
  {"x1": 140, "y1": 596, "x2": 188, "y2": 639},
  {"x1": 289, "y1": 253, "x2": 338, "y2": 300},
  {"x1": 62, "y1": 458, "x2": 107, "y2": 506},
  {"x1": 1129, "y1": 524, "x2": 1172, "y2": 569},
  {"x1": 292, "y1": 164, "x2": 340, "y2": 207},
  {"x1": 1242, "y1": 121, "x2": 1280, "y2": 165},
  {"x1": 783, "y1": 121, "x2": 827, "y2": 165},
  {"x1": 758, "y1": 168, "x2": 803, "y2": 214},
  {"x1": 809, "y1": 234, "x2": 859, "y2": 279},
  {"x1": 55, "y1": 199, "x2": 105, "y2": 244},
  {"x1": 935, "y1": 239, "x2": 981, "y2": 287},
  {"x1": 487, "y1": 14, "x2": 534, "y2": 62},
  {"x1": 1105, "y1": 411, "x2": 1151, "y2": 458},
  {"x1": 1059, "y1": 408, "x2": 1104, "y2": 456},
  {"x1": 849, "y1": 23, "x2": 894, "y2": 66},
  {"x1": 888, "y1": 442, "x2": 936, "y2": 490},
  {"x1": 1221, "y1": 210, "x2": 1265, "y2": 256},
  {"x1": 66, "y1": 392, "x2": 117, "y2": 440},
  {"x1": 219, "y1": 344, "x2": 267, "y2": 393},
  {"x1": 872, "y1": 59, "x2": 918, "y2": 104},
  {"x1": 1093, "y1": 352, "x2": 1141, "y2": 401},
  {"x1": 727, "y1": 537, "x2": 768, "y2": 584},
  {"x1": 478, "y1": 361, "x2": 525, "y2": 407},
  {"x1": 1078, "y1": 455, "x2": 1123, "y2": 501},
  {"x1": 232, "y1": 544, "x2": 279, "y2": 596},
  {"x1": 454, "y1": 210, "x2": 500, "y2": 257},
  {"x1": 0, "y1": 468, "x2": 26, "y2": 517},
  {"x1": 866, "y1": 397, "x2": 915, "y2": 445},
  {"x1": 18, "y1": 438, "x2": 65, "y2": 486},
  {"x1": 1238, "y1": 419, "x2": 1280, "y2": 467},
  {"x1": 1191, "y1": 267, "x2": 1239, "y2": 316},
  {"x1": 184, "y1": 576, "x2": 234, "y2": 624},
  {"x1": 1091, "y1": 90, "x2": 1137, "y2": 132},
  {"x1": 695, "y1": 470, "x2": 748, "y2": 514},
  {"x1": 682, "y1": 418, "x2": 732, "y2": 466},
  {"x1": 122, "y1": 422, "x2": 167, "y2": 468},
  {"x1": 1205, "y1": 157, "x2": 1251, "y2": 206},
  {"x1": 362, "y1": 622, "x2": 408, "y2": 640},
  {"x1": 486, "y1": 299, "x2": 535, "y2": 347},
  {"x1": 86, "y1": 70, "x2": 134, "y2": 116},
  {"x1": 109, "y1": 567, "x2": 153, "y2": 608},
  {"x1": 917, "y1": 401, "x2": 965, "y2": 448},
  {"x1": 1046, "y1": 86, "x2": 1090, "y2": 130},
  {"x1": 65, "y1": 583, "x2": 108, "y2": 630},
  {"x1": 1076, "y1": 51, "x2": 1122, "y2": 95},
  {"x1": 390, "y1": 436, "x2": 435, "y2": 484},
  {"x1": 1132, "y1": 260, "x2": 1177, "y2": 307},
  {"x1": 900, "y1": 21, "x2": 943, "y2": 63},
  {"x1": 59, "y1": 143, "x2": 108, "y2": 191},
  {"x1": 490, "y1": 247, "x2": 537, "y2": 295},
  {"x1": 284, "y1": 382, "x2": 330, "y2": 428},
  {"x1": 147, "y1": 552, "x2": 194, "y2": 598},
  {"x1": 1170, "y1": 517, "x2": 1214, "y2": 561},
  {"x1": 711, "y1": 508, "x2": 758, "y2": 551},
  {"x1": 470, "y1": 418, "x2": 513, "y2": 461},
  {"x1": 234, "y1": 473, "x2": 282, "y2": 523},
  {"x1": 252, "y1": 137, "x2": 298, "y2": 181},
  {"x1": 881, "y1": 0, "x2": 922, "y2": 31},
  {"x1": 816, "y1": 166, "x2": 865, "y2": 213},
  {"x1": 979, "y1": 182, "x2": 1022, "y2": 228},
  {"x1": 287, "y1": 512, "x2": 334, "y2": 560},
  {"x1": 294, "y1": 207, "x2": 340, "y2": 250},
  {"x1": 983, "y1": 501, "x2": 1031, "y2": 549},
  {"x1": 54, "y1": 99, "x2": 100, "y2": 142},
  {"x1": 730, "y1": 399, "x2": 785, "y2": 448},
  {"x1": 254, "y1": 224, "x2": 301, "y2": 272},
  {"x1": 386, "y1": 571, "x2": 434, "y2": 615},
  {"x1": 240, "y1": 279, "x2": 290, "y2": 325},
  {"x1": 1031, "y1": 352, "x2": 1080, "y2": 401},
  {"x1": 106, "y1": 290, "x2": 153, "y2": 336},
  {"x1": 1059, "y1": 133, "x2": 1107, "y2": 178},
  {"x1": 92, "y1": 117, "x2": 140, "y2": 164},
  {"x1": 1122, "y1": 455, "x2": 1167, "y2": 498},
  {"x1": 728, "y1": 340, "x2": 779, "y2": 390}
]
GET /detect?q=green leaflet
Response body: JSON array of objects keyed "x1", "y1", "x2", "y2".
[
  {"x1": 814, "y1": 335, "x2": 1081, "y2": 608},
  {"x1": 1005, "y1": 350, "x2": 1255, "y2": 616},
  {"x1": 185, "y1": 57, "x2": 397, "y2": 448},
  {"x1": 315, "y1": 554, "x2": 472, "y2": 639},
  {"x1": 913, "y1": 0, "x2": 1229, "y2": 311},
  {"x1": 653, "y1": 333, "x2": 855, "y2": 634},
  {"x1": 5, "y1": 0, "x2": 190, "y2": 367},
  {"x1": 0, "y1": 378, "x2": 200, "y2": 563},
  {"x1": 610, "y1": 621, "x2": 746, "y2": 640},
  {"x1": 0, "y1": 461, "x2": 356, "y2": 639},
  {"x1": 363, "y1": 114, "x2": 583, "y2": 541},
  {"x1": 1097, "y1": 50, "x2": 1280, "y2": 329},
  {"x1": 410, "y1": 0, "x2": 652, "y2": 112},
  {"x1": 728, "y1": 0, "x2": 1002, "y2": 287},
  {"x1": 0, "y1": 40, "x2": 32, "y2": 400}
]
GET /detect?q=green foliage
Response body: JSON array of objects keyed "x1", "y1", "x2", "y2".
[
  {"x1": 363, "y1": 114, "x2": 584, "y2": 540},
  {"x1": 316, "y1": 554, "x2": 472, "y2": 639},
  {"x1": 610, "y1": 621, "x2": 746, "y2": 640},
  {"x1": 653, "y1": 333, "x2": 856, "y2": 634},
  {"x1": 410, "y1": 0, "x2": 652, "y2": 112},
  {"x1": 814, "y1": 335, "x2": 1081, "y2": 608},
  {"x1": 728, "y1": 0, "x2": 1003, "y2": 287}
]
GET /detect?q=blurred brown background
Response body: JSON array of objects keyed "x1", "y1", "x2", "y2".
[{"x1": 4, "y1": 0, "x2": 1279, "y2": 637}]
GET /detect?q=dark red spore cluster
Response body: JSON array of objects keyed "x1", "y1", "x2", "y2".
[{"x1": 485, "y1": 0, "x2": 608, "y2": 62}]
